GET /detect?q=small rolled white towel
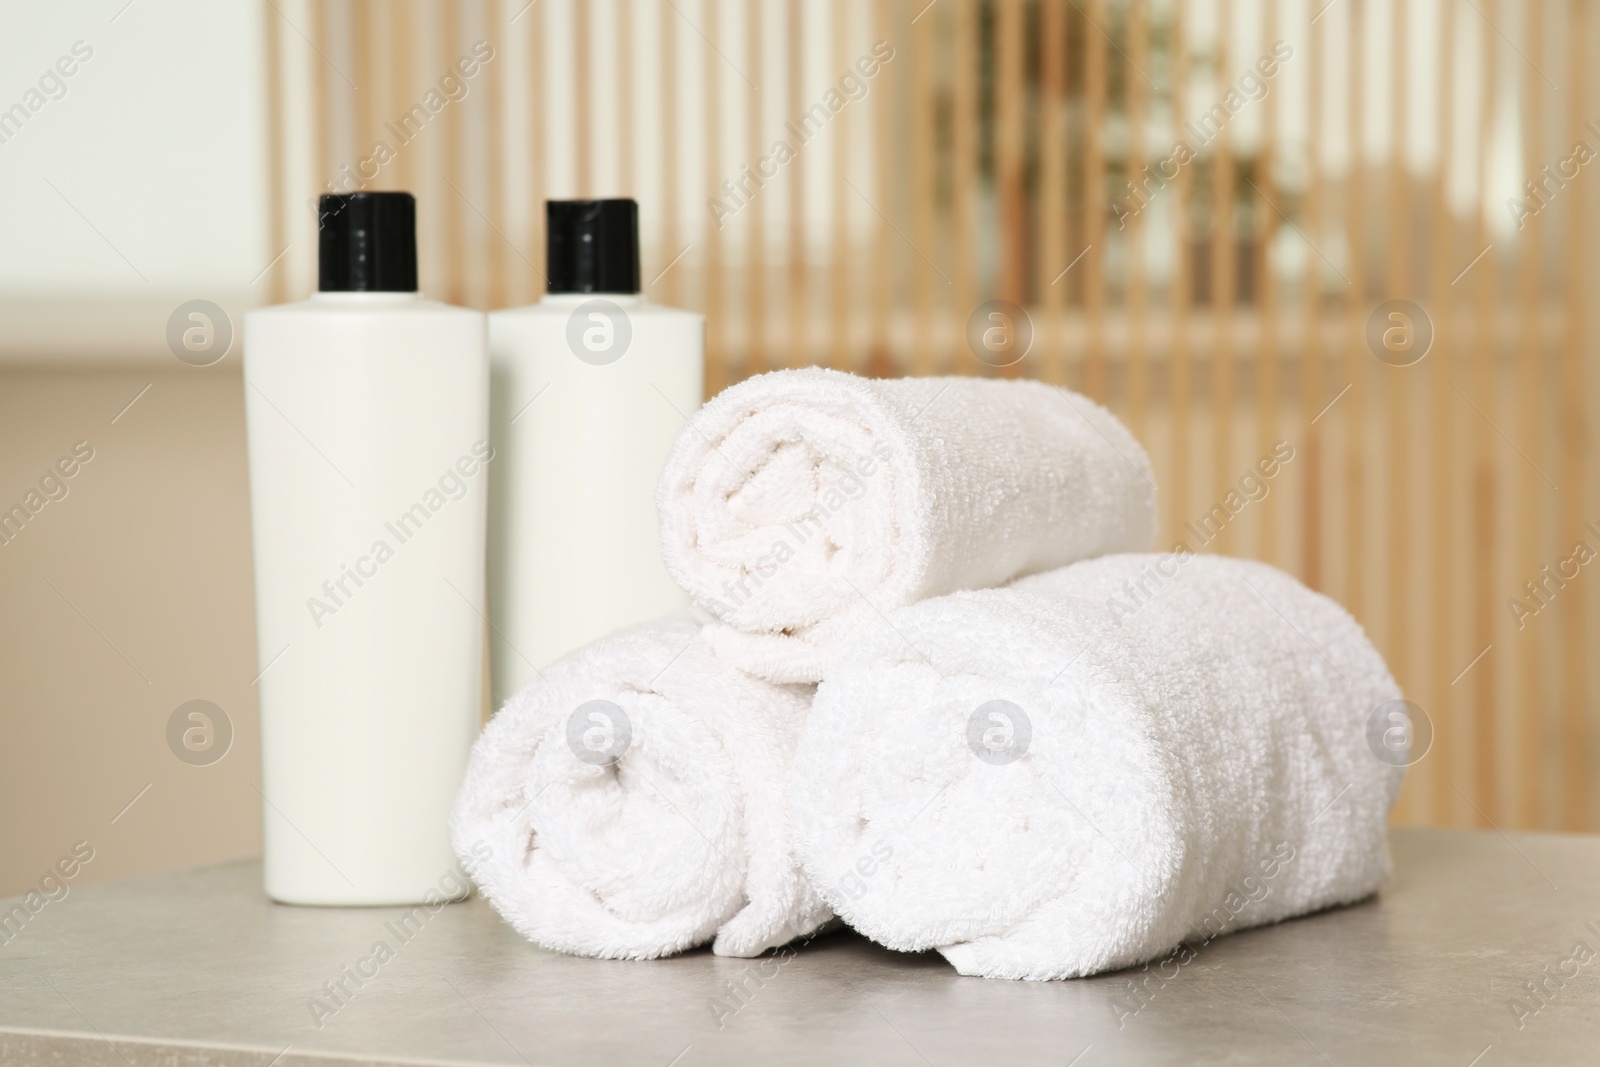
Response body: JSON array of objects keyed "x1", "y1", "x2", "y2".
[
  {"x1": 450, "y1": 611, "x2": 831, "y2": 960},
  {"x1": 791, "y1": 553, "x2": 1405, "y2": 980},
  {"x1": 656, "y1": 368, "x2": 1156, "y2": 683}
]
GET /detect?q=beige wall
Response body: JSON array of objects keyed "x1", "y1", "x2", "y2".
[
  {"x1": 0, "y1": 367, "x2": 261, "y2": 897},
  {"x1": 2, "y1": 0, "x2": 271, "y2": 896}
]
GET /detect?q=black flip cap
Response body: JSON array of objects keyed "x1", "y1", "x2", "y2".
[
  {"x1": 546, "y1": 199, "x2": 640, "y2": 294},
  {"x1": 318, "y1": 192, "x2": 418, "y2": 292}
]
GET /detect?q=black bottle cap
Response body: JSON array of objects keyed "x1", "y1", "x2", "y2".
[
  {"x1": 318, "y1": 192, "x2": 418, "y2": 292},
  {"x1": 546, "y1": 199, "x2": 640, "y2": 294}
]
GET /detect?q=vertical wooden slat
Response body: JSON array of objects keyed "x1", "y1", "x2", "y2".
[
  {"x1": 366, "y1": 0, "x2": 391, "y2": 168},
  {"x1": 351, "y1": 1, "x2": 376, "y2": 158},
  {"x1": 1342, "y1": 0, "x2": 1366, "y2": 625},
  {"x1": 866, "y1": 0, "x2": 893, "y2": 377},
  {"x1": 1039, "y1": 0, "x2": 1068, "y2": 386},
  {"x1": 951, "y1": 0, "x2": 978, "y2": 374},
  {"x1": 1383, "y1": 0, "x2": 1411, "y2": 820},
  {"x1": 484, "y1": 0, "x2": 507, "y2": 308},
  {"x1": 1468, "y1": 0, "x2": 1499, "y2": 826},
  {"x1": 526, "y1": 0, "x2": 546, "y2": 302},
  {"x1": 910, "y1": 0, "x2": 937, "y2": 377},
  {"x1": 996, "y1": 0, "x2": 1026, "y2": 311},
  {"x1": 658, "y1": 0, "x2": 682, "y2": 308},
  {"x1": 1081, "y1": 0, "x2": 1108, "y2": 399},
  {"x1": 574, "y1": 0, "x2": 592, "y2": 196},
  {"x1": 704, "y1": 0, "x2": 726, "y2": 393},
  {"x1": 829, "y1": 0, "x2": 851, "y2": 372},
  {"x1": 410, "y1": 1, "x2": 439, "y2": 299},
  {"x1": 263, "y1": 0, "x2": 289, "y2": 303},
  {"x1": 1125, "y1": 0, "x2": 1150, "y2": 441},
  {"x1": 460, "y1": 0, "x2": 489, "y2": 309},
  {"x1": 309, "y1": 0, "x2": 331, "y2": 208},
  {"x1": 1515, "y1": 1, "x2": 1545, "y2": 828},
  {"x1": 618, "y1": 0, "x2": 636, "y2": 197},
  {"x1": 745, "y1": 0, "x2": 766, "y2": 377},
  {"x1": 1427, "y1": 0, "x2": 1456, "y2": 827},
  {"x1": 1209, "y1": 0, "x2": 1235, "y2": 550},
  {"x1": 785, "y1": 0, "x2": 806, "y2": 371},
  {"x1": 1300, "y1": 0, "x2": 1326, "y2": 590},
  {"x1": 442, "y1": 1, "x2": 467, "y2": 305},
  {"x1": 1558, "y1": 0, "x2": 1589, "y2": 830},
  {"x1": 1256, "y1": 0, "x2": 1280, "y2": 565},
  {"x1": 391, "y1": 1, "x2": 416, "y2": 194},
  {"x1": 1168, "y1": 0, "x2": 1193, "y2": 550}
]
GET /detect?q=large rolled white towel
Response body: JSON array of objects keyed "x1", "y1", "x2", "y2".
[
  {"x1": 791, "y1": 553, "x2": 1405, "y2": 980},
  {"x1": 450, "y1": 611, "x2": 830, "y2": 960},
  {"x1": 656, "y1": 368, "x2": 1156, "y2": 683}
]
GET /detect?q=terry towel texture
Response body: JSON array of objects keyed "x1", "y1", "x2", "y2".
[
  {"x1": 656, "y1": 368, "x2": 1157, "y2": 683},
  {"x1": 790, "y1": 553, "x2": 1404, "y2": 980},
  {"x1": 450, "y1": 611, "x2": 831, "y2": 960}
]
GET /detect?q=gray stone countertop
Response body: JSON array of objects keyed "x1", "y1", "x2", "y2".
[{"x1": 2, "y1": 828, "x2": 1598, "y2": 1065}]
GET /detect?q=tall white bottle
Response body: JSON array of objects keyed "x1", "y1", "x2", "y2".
[
  {"x1": 489, "y1": 200, "x2": 703, "y2": 701},
  {"x1": 244, "y1": 192, "x2": 488, "y2": 906}
]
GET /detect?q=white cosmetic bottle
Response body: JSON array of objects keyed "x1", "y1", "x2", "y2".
[
  {"x1": 488, "y1": 200, "x2": 703, "y2": 700},
  {"x1": 244, "y1": 192, "x2": 488, "y2": 906}
]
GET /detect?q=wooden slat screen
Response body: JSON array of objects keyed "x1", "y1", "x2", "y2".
[{"x1": 266, "y1": 0, "x2": 1600, "y2": 831}]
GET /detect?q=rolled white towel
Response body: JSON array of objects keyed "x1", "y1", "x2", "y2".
[
  {"x1": 791, "y1": 553, "x2": 1405, "y2": 980},
  {"x1": 450, "y1": 611, "x2": 830, "y2": 960},
  {"x1": 656, "y1": 368, "x2": 1156, "y2": 683}
]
